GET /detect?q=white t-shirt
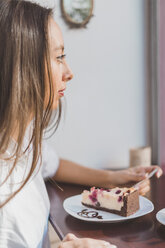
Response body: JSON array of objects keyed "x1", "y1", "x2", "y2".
[{"x1": 0, "y1": 127, "x2": 60, "y2": 248}]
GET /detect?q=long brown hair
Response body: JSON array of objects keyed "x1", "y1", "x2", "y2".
[{"x1": 0, "y1": 0, "x2": 61, "y2": 207}]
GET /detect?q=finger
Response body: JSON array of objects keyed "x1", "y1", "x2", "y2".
[
  {"x1": 156, "y1": 168, "x2": 163, "y2": 178},
  {"x1": 139, "y1": 185, "x2": 150, "y2": 195},
  {"x1": 143, "y1": 166, "x2": 163, "y2": 178},
  {"x1": 138, "y1": 179, "x2": 150, "y2": 189},
  {"x1": 102, "y1": 241, "x2": 117, "y2": 248},
  {"x1": 139, "y1": 182, "x2": 150, "y2": 192},
  {"x1": 137, "y1": 179, "x2": 150, "y2": 194},
  {"x1": 99, "y1": 241, "x2": 117, "y2": 248},
  {"x1": 59, "y1": 240, "x2": 77, "y2": 248},
  {"x1": 63, "y1": 233, "x2": 78, "y2": 242},
  {"x1": 84, "y1": 238, "x2": 117, "y2": 248}
]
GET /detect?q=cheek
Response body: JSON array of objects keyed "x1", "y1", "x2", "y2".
[
  {"x1": 51, "y1": 60, "x2": 62, "y2": 93},
  {"x1": 50, "y1": 61, "x2": 63, "y2": 110}
]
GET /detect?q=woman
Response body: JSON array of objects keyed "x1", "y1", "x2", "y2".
[{"x1": 0, "y1": 0, "x2": 162, "y2": 248}]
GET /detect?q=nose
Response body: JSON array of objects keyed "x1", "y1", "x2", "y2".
[{"x1": 63, "y1": 62, "x2": 74, "y2": 82}]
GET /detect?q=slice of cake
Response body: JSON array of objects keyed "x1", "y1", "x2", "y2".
[{"x1": 81, "y1": 186, "x2": 139, "y2": 217}]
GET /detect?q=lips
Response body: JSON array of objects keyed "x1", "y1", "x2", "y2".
[{"x1": 58, "y1": 88, "x2": 66, "y2": 97}]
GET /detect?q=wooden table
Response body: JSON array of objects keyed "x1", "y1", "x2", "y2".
[{"x1": 46, "y1": 175, "x2": 165, "y2": 248}]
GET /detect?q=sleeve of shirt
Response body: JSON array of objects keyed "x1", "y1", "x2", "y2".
[{"x1": 41, "y1": 141, "x2": 60, "y2": 180}]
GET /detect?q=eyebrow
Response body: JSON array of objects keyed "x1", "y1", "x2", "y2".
[{"x1": 55, "y1": 45, "x2": 64, "y2": 51}]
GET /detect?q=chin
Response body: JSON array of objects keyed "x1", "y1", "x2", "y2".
[{"x1": 52, "y1": 99, "x2": 59, "y2": 110}]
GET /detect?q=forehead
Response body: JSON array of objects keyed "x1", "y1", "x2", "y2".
[{"x1": 48, "y1": 18, "x2": 64, "y2": 52}]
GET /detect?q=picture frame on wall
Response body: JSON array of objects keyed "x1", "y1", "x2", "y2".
[{"x1": 61, "y1": 0, "x2": 94, "y2": 28}]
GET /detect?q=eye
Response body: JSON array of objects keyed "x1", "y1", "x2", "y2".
[{"x1": 56, "y1": 54, "x2": 66, "y2": 63}]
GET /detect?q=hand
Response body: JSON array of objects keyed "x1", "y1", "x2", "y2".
[
  {"x1": 105, "y1": 165, "x2": 163, "y2": 195},
  {"x1": 59, "y1": 233, "x2": 117, "y2": 248}
]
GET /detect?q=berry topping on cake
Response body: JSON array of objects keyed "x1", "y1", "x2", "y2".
[
  {"x1": 118, "y1": 196, "x2": 123, "y2": 202},
  {"x1": 89, "y1": 189, "x2": 98, "y2": 203},
  {"x1": 115, "y1": 190, "x2": 121, "y2": 194}
]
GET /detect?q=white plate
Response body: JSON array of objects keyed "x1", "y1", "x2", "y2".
[
  {"x1": 156, "y1": 208, "x2": 165, "y2": 225},
  {"x1": 63, "y1": 194, "x2": 154, "y2": 223}
]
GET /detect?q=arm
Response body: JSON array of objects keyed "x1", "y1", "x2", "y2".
[
  {"x1": 51, "y1": 159, "x2": 163, "y2": 195},
  {"x1": 52, "y1": 159, "x2": 114, "y2": 188}
]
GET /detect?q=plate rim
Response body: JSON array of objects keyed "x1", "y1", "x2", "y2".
[
  {"x1": 63, "y1": 194, "x2": 154, "y2": 223},
  {"x1": 156, "y1": 208, "x2": 165, "y2": 225}
]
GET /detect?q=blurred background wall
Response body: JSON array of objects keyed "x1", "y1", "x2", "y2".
[{"x1": 47, "y1": 0, "x2": 149, "y2": 169}]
